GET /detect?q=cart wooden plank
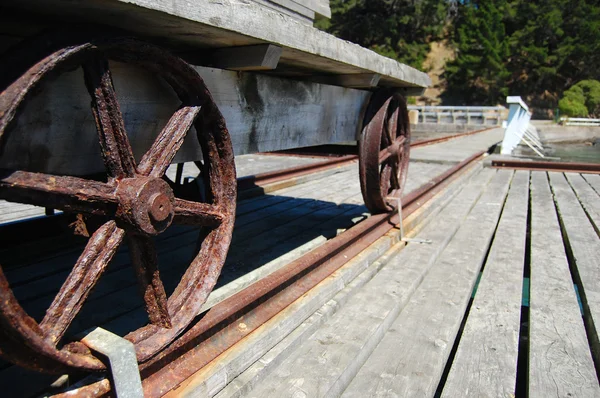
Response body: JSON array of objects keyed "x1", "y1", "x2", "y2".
[
  {"x1": 1, "y1": 0, "x2": 430, "y2": 88},
  {"x1": 0, "y1": 63, "x2": 369, "y2": 174},
  {"x1": 441, "y1": 170, "x2": 529, "y2": 397},
  {"x1": 528, "y1": 171, "x2": 600, "y2": 398}
]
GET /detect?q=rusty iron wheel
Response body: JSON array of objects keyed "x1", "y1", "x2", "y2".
[
  {"x1": 0, "y1": 38, "x2": 237, "y2": 373},
  {"x1": 359, "y1": 90, "x2": 411, "y2": 214}
]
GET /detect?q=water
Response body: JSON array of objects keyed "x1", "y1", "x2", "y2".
[{"x1": 514, "y1": 142, "x2": 600, "y2": 163}]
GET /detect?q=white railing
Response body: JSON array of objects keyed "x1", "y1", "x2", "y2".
[
  {"x1": 408, "y1": 105, "x2": 505, "y2": 125},
  {"x1": 501, "y1": 96, "x2": 544, "y2": 157},
  {"x1": 560, "y1": 117, "x2": 600, "y2": 126}
]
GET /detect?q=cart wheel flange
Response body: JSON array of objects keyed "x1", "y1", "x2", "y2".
[
  {"x1": 359, "y1": 90, "x2": 411, "y2": 213},
  {"x1": 0, "y1": 37, "x2": 236, "y2": 373}
]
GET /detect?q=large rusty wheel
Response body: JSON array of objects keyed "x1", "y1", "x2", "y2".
[
  {"x1": 0, "y1": 38, "x2": 236, "y2": 373},
  {"x1": 359, "y1": 90, "x2": 411, "y2": 213}
]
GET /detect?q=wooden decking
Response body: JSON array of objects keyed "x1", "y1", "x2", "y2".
[
  {"x1": 206, "y1": 169, "x2": 600, "y2": 398},
  {"x1": 3, "y1": 129, "x2": 600, "y2": 397}
]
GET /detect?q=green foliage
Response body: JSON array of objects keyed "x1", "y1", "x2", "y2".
[
  {"x1": 443, "y1": 0, "x2": 511, "y2": 105},
  {"x1": 559, "y1": 80, "x2": 600, "y2": 117},
  {"x1": 576, "y1": 80, "x2": 600, "y2": 115},
  {"x1": 317, "y1": 0, "x2": 449, "y2": 69},
  {"x1": 444, "y1": 0, "x2": 600, "y2": 112},
  {"x1": 317, "y1": 0, "x2": 600, "y2": 113}
]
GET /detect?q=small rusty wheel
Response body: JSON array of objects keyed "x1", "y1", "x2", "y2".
[
  {"x1": 359, "y1": 90, "x2": 411, "y2": 213},
  {"x1": 0, "y1": 38, "x2": 236, "y2": 373}
]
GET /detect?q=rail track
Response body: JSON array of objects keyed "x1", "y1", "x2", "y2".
[{"x1": 28, "y1": 145, "x2": 488, "y2": 397}]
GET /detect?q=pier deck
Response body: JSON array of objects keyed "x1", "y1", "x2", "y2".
[{"x1": 2, "y1": 129, "x2": 600, "y2": 397}]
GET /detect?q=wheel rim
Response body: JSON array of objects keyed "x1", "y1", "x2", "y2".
[
  {"x1": 359, "y1": 90, "x2": 411, "y2": 214},
  {"x1": 0, "y1": 38, "x2": 236, "y2": 372}
]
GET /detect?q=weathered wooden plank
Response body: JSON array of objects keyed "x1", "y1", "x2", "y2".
[
  {"x1": 308, "y1": 74, "x2": 381, "y2": 88},
  {"x1": 410, "y1": 128, "x2": 504, "y2": 164},
  {"x1": 565, "y1": 173, "x2": 600, "y2": 235},
  {"x1": 342, "y1": 170, "x2": 513, "y2": 398},
  {"x1": 582, "y1": 174, "x2": 600, "y2": 196},
  {"x1": 0, "y1": 62, "x2": 368, "y2": 175},
  {"x1": 528, "y1": 171, "x2": 600, "y2": 398},
  {"x1": 193, "y1": 44, "x2": 283, "y2": 71},
  {"x1": 549, "y1": 172, "x2": 600, "y2": 372},
  {"x1": 286, "y1": 0, "x2": 331, "y2": 17},
  {"x1": 214, "y1": 163, "x2": 485, "y2": 398},
  {"x1": 254, "y1": 0, "x2": 315, "y2": 22},
  {"x1": 1, "y1": 0, "x2": 430, "y2": 88},
  {"x1": 240, "y1": 169, "x2": 500, "y2": 398},
  {"x1": 441, "y1": 170, "x2": 529, "y2": 398},
  {"x1": 163, "y1": 163, "x2": 487, "y2": 398}
]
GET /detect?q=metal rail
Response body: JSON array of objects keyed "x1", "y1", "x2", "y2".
[
  {"x1": 56, "y1": 149, "x2": 488, "y2": 397},
  {"x1": 491, "y1": 159, "x2": 600, "y2": 174}
]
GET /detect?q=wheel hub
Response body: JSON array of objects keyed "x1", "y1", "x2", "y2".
[{"x1": 116, "y1": 177, "x2": 175, "y2": 235}]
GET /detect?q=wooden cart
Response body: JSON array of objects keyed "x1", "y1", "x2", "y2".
[{"x1": 0, "y1": 0, "x2": 430, "y2": 379}]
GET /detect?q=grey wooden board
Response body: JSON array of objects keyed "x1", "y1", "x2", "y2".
[
  {"x1": 549, "y1": 172, "x2": 600, "y2": 369},
  {"x1": 441, "y1": 170, "x2": 530, "y2": 398},
  {"x1": 214, "y1": 163, "x2": 486, "y2": 398},
  {"x1": 0, "y1": 62, "x2": 368, "y2": 175},
  {"x1": 254, "y1": 0, "x2": 315, "y2": 22},
  {"x1": 528, "y1": 171, "x2": 600, "y2": 398},
  {"x1": 166, "y1": 162, "x2": 485, "y2": 398},
  {"x1": 565, "y1": 173, "x2": 600, "y2": 232},
  {"x1": 0, "y1": 160, "x2": 448, "y2": 397},
  {"x1": 410, "y1": 128, "x2": 504, "y2": 164},
  {"x1": 341, "y1": 170, "x2": 513, "y2": 398},
  {"x1": 200, "y1": 44, "x2": 284, "y2": 70},
  {"x1": 1, "y1": 0, "x2": 429, "y2": 88},
  {"x1": 0, "y1": 154, "x2": 332, "y2": 225},
  {"x1": 241, "y1": 168, "x2": 498, "y2": 398},
  {"x1": 583, "y1": 174, "x2": 600, "y2": 195}
]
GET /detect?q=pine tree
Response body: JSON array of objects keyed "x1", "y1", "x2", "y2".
[
  {"x1": 443, "y1": 0, "x2": 511, "y2": 105},
  {"x1": 316, "y1": 0, "x2": 449, "y2": 70}
]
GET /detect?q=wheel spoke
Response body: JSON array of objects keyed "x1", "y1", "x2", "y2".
[
  {"x1": 378, "y1": 136, "x2": 406, "y2": 164},
  {"x1": 83, "y1": 57, "x2": 137, "y2": 179},
  {"x1": 40, "y1": 221, "x2": 125, "y2": 344},
  {"x1": 386, "y1": 105, "x2": 399, "y2": 144},
  {"x1": 127, "y1": 234, "x2": 171, "y2": 328},
  {"x1": 378, "y1": 148, "x2": 393, "y2": 164},
  {"x1": 138, "y1": 106, "x2": 202, "y2": 178},
  {"x1": 173, "y1": 198, "x2": 224, "y2": 227},
  {"x1": 390, "y1": 161, "x2": 401, "y2": 190},
  {"x1": 0, "y1": 169, "x2": 118, "y2": 215}
]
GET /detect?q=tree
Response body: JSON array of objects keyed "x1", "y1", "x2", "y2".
[
  {"x1": 316, "y1": 0, "x2": 449, "y2": 69},
  {"x1": 559, "y1": 80, "x2": 600, "y2": 117},
  {"x1": 442, "y1": 0, "x2": 511, "y2": 105}
]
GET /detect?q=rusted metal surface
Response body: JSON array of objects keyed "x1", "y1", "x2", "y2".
[
  {"x1": 237, "y1": 155, "x2": 358, "y2": 192},
  {"x1": 491, "y1": 159, "x2": 600, "y2": 174},
  {"x1": 0, "y1": 37, "x2": 236, "y2": 373},
  {"x1": 57, "y1": 149, "x2": 486, "y2": 397},
  {"x1": 359, "y1": 90, "x2": 411, "y2": 214}
]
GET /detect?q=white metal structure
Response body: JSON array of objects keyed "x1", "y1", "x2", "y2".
[
  {"x1": 560, "y1": 117, "x2": 600, "y2": 127},
  {"x1": 500, "y1": 96, "x2": 544, "y2": 157},
  {"x1": 408, "y1": 105, "x2": 505, "y2": 125}
]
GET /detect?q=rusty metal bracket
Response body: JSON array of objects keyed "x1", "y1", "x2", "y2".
[{"x1": 81, "y1": 328, "x2": 143, "y2": 398}]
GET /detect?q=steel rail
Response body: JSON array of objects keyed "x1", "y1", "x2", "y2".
[
  {"x1": 58, "y1": 149, "x2": 487, "y2": 397},
  {"x1": 491, "y1": 159, "x2": 600, "y2": 174},
  {"x1": 241, "y1": 127, "x2": 494, "y2": 193}
]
